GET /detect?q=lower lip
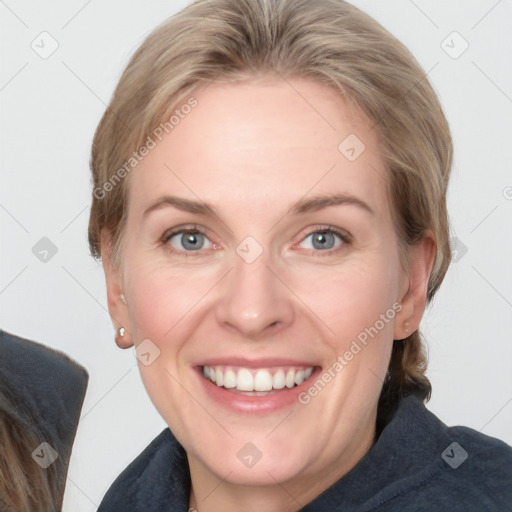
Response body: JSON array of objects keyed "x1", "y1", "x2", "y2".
[{"x1": 195, "y1": 367, "x2": 321, "y2": 415}]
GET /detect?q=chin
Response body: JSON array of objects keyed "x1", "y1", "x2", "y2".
[
  {"x1": 206, "y1": 449, "x2": 312, "y2": 487},
  {"x1": 188, "y1": 430, "x2": 317, "y2": 486}
]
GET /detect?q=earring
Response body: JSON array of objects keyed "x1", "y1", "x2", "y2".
[
  {"x1": 403, "y1": 321, "x2": 411, "y2": 334},
  {"x1": 120, "y1": 293, "x2": 127, "y2": 304},
  {"x1": 115, "y1": 326, "x2": 132, "y2": 349}
]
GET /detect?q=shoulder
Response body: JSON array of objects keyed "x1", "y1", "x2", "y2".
[
  {"x1": 379, "y1": 398, "x2": 512, "y2": 512},
  {"x1": 430, "y1": 422, "x2": 512, "y2": 510},
  {"x1": 0, "y1": 328, "x2": 89, "y2": 446},
  {"x1": 0, "y1": 329, "x2": 89, "y2": 507},
  {"x1": 98, "y1": 428, "x2": 191, "y2": 512},
  {"x1": 0, "y1": 328, "x2": 89, "y2": 389}
]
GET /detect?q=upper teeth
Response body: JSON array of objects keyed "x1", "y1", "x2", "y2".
[{"x1": 202, "y1": 365, "x2": 314, "y2": 392}]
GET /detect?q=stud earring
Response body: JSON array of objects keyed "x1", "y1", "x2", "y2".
[
  {"x1": 120, "y1": 293, "x2": 127, "y2": 304},
  {"x1": 403, "y1": 321, "x2": 411, "y2": 334},
  {"x1": 115, "y1": 326, "x2": 132, "y2": 349}
]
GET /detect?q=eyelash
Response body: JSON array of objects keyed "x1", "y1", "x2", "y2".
[{"x1": 160, "y1": 224, "x2": 352, "y2": 258}]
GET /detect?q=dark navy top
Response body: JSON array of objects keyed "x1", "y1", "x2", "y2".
[
  {"x1": 97, "y1": 394, "x2": 512, "y2": 511},
  {"x1": 0, "y1": 329, "x2": 88, "y2": 509}
]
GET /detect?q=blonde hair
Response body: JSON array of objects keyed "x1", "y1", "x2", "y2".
[{"x1": 88, "y1": 0, "x2": 452, "y2": 417}]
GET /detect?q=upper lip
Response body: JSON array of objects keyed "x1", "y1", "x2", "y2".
[{"x1": 196, "y1": 357, "x2": 320, "y2": 369}]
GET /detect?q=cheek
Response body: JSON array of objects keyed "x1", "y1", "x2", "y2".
[
  {"x1": 122, "y1": 259, "x2": 207, "y2": 427},
  {"x1": 302, "y1": 263, "x2": 399, "y2": 415},
  {"x1": 308, "y1": 256, "x2": 401, "y2": 341},
  {"x1": 124, "y1": 254, "x2": 210, "y2": 343},
  {"x1": 303, "y1": 253, "x2": 401, "y2": 403}
]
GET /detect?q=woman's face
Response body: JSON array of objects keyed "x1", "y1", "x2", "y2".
[{"x1": 103, "y1": 76, "x2": 433, "y2": 497}]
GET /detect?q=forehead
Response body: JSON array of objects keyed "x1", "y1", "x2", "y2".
[{"x1": 128, "y1": 76, "x2": 388, "y2": 218}]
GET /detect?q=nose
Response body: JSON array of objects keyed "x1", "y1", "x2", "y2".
[{"x1": 215, "y1": 249, "x2": 295, "y2": 339}]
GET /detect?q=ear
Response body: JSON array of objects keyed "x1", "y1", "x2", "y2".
[
  {"x1": 100, "y1": 230, "x2": 133, "y2": 349},
  {"x1": 394, "y1": 230, "x2": 437, "y2": 340}
]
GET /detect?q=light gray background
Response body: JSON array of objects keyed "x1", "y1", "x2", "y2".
[{"x1": 1, "y1": 1, "x2": 511, "y2": 510}]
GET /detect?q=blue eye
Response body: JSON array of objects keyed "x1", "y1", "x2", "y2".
[
  {"x1": 164, "y1": 228, "x2": 214, "y2": 253},
  {"x1": 301, "y1": 230, "x2": 341, "y2": 251},
  {"x1": 161, "y1": 225, "x2": 351, "y2": 258}
]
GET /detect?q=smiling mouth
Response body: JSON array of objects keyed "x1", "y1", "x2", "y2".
[{"x1": 200, "y1": 365, "x2": 318, "y2": 395}]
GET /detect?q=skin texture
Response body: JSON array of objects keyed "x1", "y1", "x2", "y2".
[{"x1": 101, "y1": 75, "x2": 435, "y2": 512}]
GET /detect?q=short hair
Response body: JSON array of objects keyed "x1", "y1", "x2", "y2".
[{"x1": 88, "y1": 0, "x2": 453, "y2": 422}]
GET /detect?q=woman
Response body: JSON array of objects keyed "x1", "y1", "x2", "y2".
[
  {"x1": 0, "y1": 329, "x2": 88, "y2": 512},
  {"x1": 88, "y1": 0, "x2": 512, "y2": 510}
]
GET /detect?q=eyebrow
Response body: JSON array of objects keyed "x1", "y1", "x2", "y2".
[{"x1": 142, "y1": 192, "x2": 374, "y2": 220}]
